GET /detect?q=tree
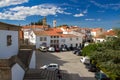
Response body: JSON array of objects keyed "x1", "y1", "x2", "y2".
[{"x1": 82, "y1": 28, "x2": 120, "y2": 80}]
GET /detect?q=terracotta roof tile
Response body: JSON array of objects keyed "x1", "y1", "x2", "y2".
[
  {"x1": 105, "y1": 30, "x2": 116, "y2": 36},
  {"x1": 91, "y1": 28, "x2": 103, "y2": 32},
  {"x1": 34, "y1": 28, "x2": 63, "y2": 36}
]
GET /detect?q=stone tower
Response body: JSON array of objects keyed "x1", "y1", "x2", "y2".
[{"x1": 42, "y1": 16, "x2": 47, "y2": 26}]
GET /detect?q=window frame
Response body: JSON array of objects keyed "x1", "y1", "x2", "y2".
[{"x1": 7, "y1": 35, "x2": 12, "y2": 46}]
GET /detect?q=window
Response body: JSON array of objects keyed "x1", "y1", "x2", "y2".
[
  {"x1": 54, "y1": 40, "x2": 56, "y2": 43},
  {"x1": 51, "y1": 36, "x2": 53, "y2": 38},
  {"x1": 51, "y1": 40, "x2": 53, "y2": 43},
  {"x1": 57, "y1": 36, "x2": 59, "y2": 38},
  {"x1": 44, "y1": 37, "x2": 47, "y2": 41},
  {"x1": 40, "y1": 37, "x2": 43, "y2": 41},
  {"x1": 76, "y1": 43, "x2": 78, "y2": 47},
  {"x1": 7, "y1": 35, "x2": 12, "y2": 46},
  {"x1": 76, "y1": 38, "x2": 78, "y2": 40},
  {"x1": 70, "y1": 38, "x2": 72, "y2": 41},
  {"x1": 97, "y1": 40, "x2": 100, "y2": 42},
  {"x1": 54, "y1": 36, "x2": 56, "y2": 38},
  {"x1": 57, "y1": 40, "x2": 59, "y2": 43}
]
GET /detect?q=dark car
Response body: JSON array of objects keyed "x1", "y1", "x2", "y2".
[
  {"x1": 95, "y1": 72, "x2": 110, "y2": 80},
  {"x1": 73, "y1": 50, "x2": 78, "y2": 54},
  {"x1": 55, "y1": 47, "x2": 60, "y2": 52},
  {"x1": 73, "y1": 50, "x2": 82, "y2": 56},
  {"x1": 73, "y1": 48, "x2": 82, "y2": 56},
  {"x1": 88, "y1": 64, "x2": 100, "y2": 72},
  {"x1": 76, "y1": 50, "x2": 82, "y2": 56}
]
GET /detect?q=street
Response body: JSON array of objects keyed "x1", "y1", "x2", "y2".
[{"x1": 36, "y1": 50, "x2": 96, "y2": 80}]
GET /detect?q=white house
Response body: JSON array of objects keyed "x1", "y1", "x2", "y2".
[
  {"x1": 32, "y1": 30, "x2": 61, "y2": 48},
  {"x1": 0, "y1": 22, "x2": 36, "y2": 80},
  {"x1": 0, "y1": 23, "x2": 19, "y2": 59},
  {"x1": 22, "y1": 25, "x2": 49, "y2": 44},
  {"x1": 28, "y1": 27, "x2": 83, "y2": 49},
  {"x1": 60, "y1": 34, "x2": 82, "y2": 47}
]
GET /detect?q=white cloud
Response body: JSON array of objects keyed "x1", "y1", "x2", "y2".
[
  {"x1": 74, "y1": 6, "x2": 89, "y2": 17},
  {"x1": 85, "y1": 18, "x2": 101, "y2": 21},
  {"x1": 85, "y1": 18, "x2": 95, "y2": 21},
  {"x1": 90, "y1": 0, "x2": 120, "y2": 10},
  {"x1": 74, "y1": 13, "x2": 84, "y2": 17},
  {"x1": 97, "y1": 19, "x2": 101, "y2": 21},
  {"x1": 0, "y1": 0, "x2": 28, "y2": 7},
  {"x1": 0, "y1": 4, "x2": 69, "y2": 20}
]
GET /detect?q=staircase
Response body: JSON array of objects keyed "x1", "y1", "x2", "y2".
[{"x1": 24, "y1": 69, "x2": 71, "y2": 80}]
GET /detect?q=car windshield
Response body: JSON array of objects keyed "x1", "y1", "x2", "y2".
[{"x1": 53, "y1": 65, "x2": 57, "y2": 67}]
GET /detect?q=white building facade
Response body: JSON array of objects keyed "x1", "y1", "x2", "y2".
[
  {"x1": 0, "y1": 22, "x2": 25, "y2": 80},
  {"x1": 0, "y1": 22, "x2": 36, "y2": 80},
  {"x1": 0, "y1": 30, "x2": 19, "y2": 59}
]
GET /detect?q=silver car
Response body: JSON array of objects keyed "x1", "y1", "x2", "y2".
[{"x1": 40, "y1": 63, "x2": 59, "y2": 71}]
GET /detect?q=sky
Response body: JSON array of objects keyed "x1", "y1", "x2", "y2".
[{"x1": 0, "y1": 0, "x2": 120, "y2": 29}]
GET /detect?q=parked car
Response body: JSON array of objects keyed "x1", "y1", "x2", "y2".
[
  {"x1": 73, "y1": 50, "x2": 82, "y2": 56},
  {"x1": 88, "y1": 64, "x2": 100, "y2": 72},
  {"x1": 39, "y1": 46, "x2": 47, "y2": 52},
  {"x1": 76, "y1": 50, "x2": 82, "y2": 56},
  {"x1": 48, "y1": 47, "x2": 55, "y2": 52},
  {"x1": 40, "y1": 63, "x2": 59, "y2": 71},
  {"x1": 55, "y1": 47, "x2": 60, "y2": 52},
  {"x1": 80, "y1": 56, "x2": 90, "y2": 64},
  {"x1": 69, "y1": 46, "x2": 74, "y2": 51},
  {"x1": 60, "y1": 47, "x2": 67, "y2": 51},
  {"x1": 95, "y1": 71, "x2": 110, "y2": 80}
]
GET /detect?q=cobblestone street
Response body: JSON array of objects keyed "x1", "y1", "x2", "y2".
[{"x1": 36, "y1": 51, "x2": 96, "y2": 80}]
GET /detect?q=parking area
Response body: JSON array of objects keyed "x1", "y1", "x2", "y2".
[{"x1": 36, "y1": 51, "x2": 96, "y2": 80}]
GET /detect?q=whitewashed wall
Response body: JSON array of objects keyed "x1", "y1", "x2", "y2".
[
  {"x1": 29, "y1": 31, "x2": 36, "y2": 45},
  {"x1": 29, "y1": 51, "x2": 36, "y2": 69},
  {"x1": 0, "y1": 30, "x2": 18, "y2": 59},
  {"x1": 24, "y1": 31, "x2": 29, "y2": 39},
  {"x1": 36, "y1": 36, "x2": 50, "y2": 48},
  {"x1": 60, "y1": 37, "x2": 82, "y2": 47},
  {"x1": 93, "y1": 38, "x2": 105, "y2": 43},
  {"x1": 11, "y1": 63, "x2": 25, "y2": 80},
  {"x1": 91, "y1": 32, "x2": 96, "y2": 37}
]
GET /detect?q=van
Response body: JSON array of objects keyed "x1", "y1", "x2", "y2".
[{"x1": 80, "y1": 56, "x2": 90, "y2": 64}]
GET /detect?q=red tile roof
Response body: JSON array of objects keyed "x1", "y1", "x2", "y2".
[
  {"x1": 34, "y1": 28, "x2": 63, "y2": 36},
  {"x1": 61, "y1": 34, "x2": 78, "y2": 38},
  {"x1": 91, "y1": 28, "x2": 103, "y2": 32},
  {"x1": 105, "y1": 29, "x2": 116, "y2": 36}
]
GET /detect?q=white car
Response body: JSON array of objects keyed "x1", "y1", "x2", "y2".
[
  {"x1": 48, "y1": 47, "x2": 55, "y2": 52},
  {"x1": 40, "y1": 63, "x2": 59, "y2": 71},
  {"x1": 39, "y1": 46, "x2": 47, "y2": 52},
  {"x1": 80, "y1": 56, "x2": 90, "y2": 64}
]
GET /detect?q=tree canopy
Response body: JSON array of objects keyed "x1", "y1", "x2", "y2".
[{"x1": 82, "y1": 28, "x2": 120, "y2": 80}]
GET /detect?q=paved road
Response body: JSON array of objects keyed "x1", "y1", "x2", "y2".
[{"x1": 36, "y1": 50, "x2": 96, "y2": 80}]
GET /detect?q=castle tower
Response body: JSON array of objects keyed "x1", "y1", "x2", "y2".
[
  {"x1": 53, "y1": 20, "x2": 56, "y2": 27},
  {"x1": 43, "y1": 16, "x2": 47, "y2": 26}
]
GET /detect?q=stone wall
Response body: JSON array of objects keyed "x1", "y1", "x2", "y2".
[{"x1": 0, "y1": 59, "x2": 11, "y2": 80}]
